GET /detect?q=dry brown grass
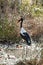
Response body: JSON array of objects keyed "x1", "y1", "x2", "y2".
[{"x1": 15, "y1": 59, "x2": 43, "y2": 65}]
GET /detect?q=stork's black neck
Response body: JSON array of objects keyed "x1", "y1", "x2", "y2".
[
  {"x1": 20, "y1": 21, "x2": 23, "y2": 28},
  {"x1": 20, "y1": 17, "x2": 23, "y2": 28}
]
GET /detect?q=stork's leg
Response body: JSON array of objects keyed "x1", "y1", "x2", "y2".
[{"x1": 23, "y1": 45, "x2": 27, "y2": 60}]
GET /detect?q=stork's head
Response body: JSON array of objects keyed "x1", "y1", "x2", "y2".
[{"x1": 18, "y1": 16, "x2": 24, "y2": 23}]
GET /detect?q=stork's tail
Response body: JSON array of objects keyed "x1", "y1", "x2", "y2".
[{"x1": 27, "y1": 40, "x2": 31, "y2": 46}]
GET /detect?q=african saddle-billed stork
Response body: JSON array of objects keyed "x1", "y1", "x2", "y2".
[{"x1": 18, "y1": 16, "x2": 31, "y2": 46}]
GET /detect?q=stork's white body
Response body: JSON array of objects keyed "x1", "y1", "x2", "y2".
[{"x1": 20, "y1": 27, "x2": 26, "y2": 36}]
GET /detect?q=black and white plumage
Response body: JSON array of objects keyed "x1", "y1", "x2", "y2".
[{"x1": 18, "y1": 17, "x2": 31, "y2": 46}]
